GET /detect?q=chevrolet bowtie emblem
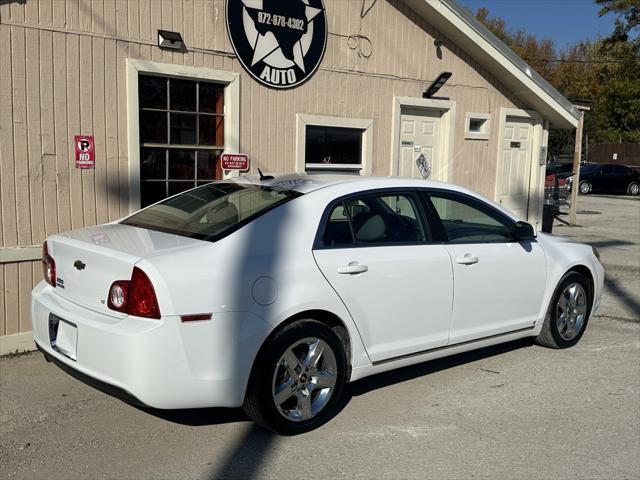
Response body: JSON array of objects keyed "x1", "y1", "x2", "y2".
[{"x1": 74, "y1": 260, "x2": 86, "y2": 271}]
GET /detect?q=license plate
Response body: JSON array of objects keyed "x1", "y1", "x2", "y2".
[{"x1": 49, "y1": 314, "x2": 78, "y2": 361}]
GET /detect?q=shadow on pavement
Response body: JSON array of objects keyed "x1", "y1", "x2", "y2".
[
  {"x1": 346, "y1": 338, "x2": 533, "y2": 398},
  {"x1": 588, "y1": 239, "x2": 635, "y2": 248},
  {"x1": 207, "y1": 423, "x2": 277, "y2": 480},
  {"x1": 140, "y1": 339, "x2": 534, "y2": 429},
  {"x1": 138, "y1": 339, "x2": 534, "y2": 480},
  {"x1": 138, "y1": 405, "x2": 248, "y2": 426},
  {"x1": 604, "y1": 276, "x2": 640, "y2": 316}
]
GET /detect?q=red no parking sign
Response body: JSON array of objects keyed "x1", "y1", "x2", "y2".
[{"x1": 74, "y1": 135, "x2": 95, "y2": 169}]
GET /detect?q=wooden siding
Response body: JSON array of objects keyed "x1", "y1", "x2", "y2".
[{"x1": 0, "y1": 0, "x2": 525, "y2": 337}]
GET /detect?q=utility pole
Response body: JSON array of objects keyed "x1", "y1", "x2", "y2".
[{"x1": 569, "y1": 105, "x2": 590, "y2": 226}]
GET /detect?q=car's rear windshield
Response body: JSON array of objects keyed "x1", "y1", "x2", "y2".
[{"x1": 121, "y1": 182, "x2": 301, "y2": 241}]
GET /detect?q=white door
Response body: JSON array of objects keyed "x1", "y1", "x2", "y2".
[
  {"x1": 428, "y1": 192, "x2": 547, "y2": 345},
  {"x1": 399, "y1": 108, "x2": 442, "y2": 179},
  {"x1": 313, "y1": 192, "x2": 453, "y2": 363},
  {"x1": 499, "y1": 116, "x2": 535, "y2": 219}
]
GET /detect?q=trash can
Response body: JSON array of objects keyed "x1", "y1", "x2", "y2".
[{"x1": 542, "y1": 203, "x2": 556, "y2": 233}]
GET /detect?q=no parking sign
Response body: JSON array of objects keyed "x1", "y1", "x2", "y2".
[{"x1": 74, "y1": 135, "x2": 95, "y2": 169}]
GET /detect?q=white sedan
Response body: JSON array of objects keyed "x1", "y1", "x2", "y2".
[{"x1": 32, "y1": 175, "x2": 603, "y2": 434}]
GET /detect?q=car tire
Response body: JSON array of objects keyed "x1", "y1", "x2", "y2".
[
  {"x1": 628, "y1": 182, "x2": 639, "y2": 196},
  {"x1": 535, "y1": 272, "x2": 592, "y2": 349},
  {"x1": 579, "y1": 181, "x2": 591, "y2": 195},
  {"x1": 243, "y1": 319, "x2": 348, "y2": 435}
]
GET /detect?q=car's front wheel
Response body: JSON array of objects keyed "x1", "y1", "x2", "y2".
[
  {"x1": 579, "y1": 181, "x2": 592, "y2": 194},
  {"x1": 535, "y1": 272, "x2": 592, "y2": 349},
  {"x1": 628, "y1": 182, "x2": 639, "y2": 196},
  {"x1": 243, "y1": 319, "x2": 348, "y2": 435}
]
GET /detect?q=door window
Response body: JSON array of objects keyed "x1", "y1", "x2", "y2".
[
  {"x1": 320, "y1": 193, "x2": 428, "y2": 247},
  {"x1": 428, "y1": 194, "x2": 514, "y2": 243}
]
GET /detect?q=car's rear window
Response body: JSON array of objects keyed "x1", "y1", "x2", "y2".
[{"x1": 122, "y1": 182, "x2": 300, "y2": 241}]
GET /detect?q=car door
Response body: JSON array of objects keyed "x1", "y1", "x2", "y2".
[
  {"x1": 313, "y1": 191, "x2": 454, "y2": 363},
  {"x1": 612, "y1": 165, "x2": 631, "y2": 192},
  {"x1": 424, "y1": 191, "x2": 547, "y2": 344},
  {"x1": 595, "y1": 164, "x2": 615, "y2": 192}
]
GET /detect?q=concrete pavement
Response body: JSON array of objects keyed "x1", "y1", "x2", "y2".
[{"x1": 1, "y1": 194, "x2": 639, "y2": 480}]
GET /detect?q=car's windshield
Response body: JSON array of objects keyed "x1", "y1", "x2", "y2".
[{"x1": 122, "y1": 182, "x2": 300, "y2": 241}]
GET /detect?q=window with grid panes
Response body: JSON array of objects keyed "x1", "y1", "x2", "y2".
[{"x1": 138, "y1": 75, "x2": 225, "y2": 207}]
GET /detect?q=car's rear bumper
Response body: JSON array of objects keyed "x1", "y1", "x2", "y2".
[
  {"x1": 35, "y1": 342, "x2": 146, "y2": 406},
  {"x1": 31, "y1": 281, "x2": 270, "y2": 409}
]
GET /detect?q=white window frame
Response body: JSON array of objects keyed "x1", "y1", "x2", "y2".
[
  {"x1": 464, "y1": 112, "x2": 491, "y2": 140},
  {"x1": 295, "y1": 114, "x2": 373, "y2": 175},
  {"x1": 390, "y1": 96, "x2": 456, "y2": 182},
  {"x1": 126, "y1": 59, "x2": 240, "y2": 213}
]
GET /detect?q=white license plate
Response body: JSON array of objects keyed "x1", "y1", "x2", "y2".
[{"x1": 50, "y1": 315, "x2": 78, "y2": 361}]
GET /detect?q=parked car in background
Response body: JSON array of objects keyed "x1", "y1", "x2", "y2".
[
  {"x1": 544, "y1": 163, "x2": 573, "y2": 200},
  {"x1": 545, "y1": 163, "x2": 574, "y2": 177},
  {"x1": 544, "y1": 173, "x2": 570, "y2": 200},
  {"x1": 32, "y1": 175, "x2": 604, "y2": 434},
  {"x1": 573, "y1": 163, "x2": 640, "y2": 195}
]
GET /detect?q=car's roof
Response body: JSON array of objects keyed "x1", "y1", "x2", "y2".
[{"x1": 230, "y1": 173, "x2": 467, "y2": 195}]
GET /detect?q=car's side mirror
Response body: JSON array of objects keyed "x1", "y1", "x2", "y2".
[{"x1": 513, "y1": 221, "x2": 536, "y2": 241}]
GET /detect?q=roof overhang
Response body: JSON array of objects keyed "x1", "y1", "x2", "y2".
[{"x1": 402, "y1": 0, "x2": 580, "y2": 129}]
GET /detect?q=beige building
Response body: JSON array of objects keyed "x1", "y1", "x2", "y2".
[{"x1": 0, "y1": 0, "x2": 579, "y2": 353}]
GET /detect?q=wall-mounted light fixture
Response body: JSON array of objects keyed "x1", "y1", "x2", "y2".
[
  {"x1": 434, "y1": 39, "x2": 444, "y2": 59},
  {"x1": 158, "y1": 30, "x2": 185, "y2": 51},
  {"x1": 423, "y1": 71, "x2": 452, "y2": 98}
]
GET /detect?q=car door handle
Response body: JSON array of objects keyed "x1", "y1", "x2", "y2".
[
  {"x1": 456, "y1": 254, "x2": 479, "y2": 265},
  {"x1": 337, "y1": 262, "x2": 369, "y2": 275}
]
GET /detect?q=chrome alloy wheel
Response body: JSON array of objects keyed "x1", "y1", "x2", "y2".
[
  {"x1": 579, "y1": 182, "x2": 590, "y2": 194},
  {"x1": 272, "y1": 337, "x2": 337, "y2": 422},
  {"x1": 630, "y1": 183, "x2": 639, "y2": 195},
  {"x1": 556, "y1": 283, "x2": 588, "y2": 341}
]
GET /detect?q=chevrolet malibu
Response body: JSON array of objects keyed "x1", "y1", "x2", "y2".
[{"x1": 32, "y1": 175, "x2": 603, "y2": 434}]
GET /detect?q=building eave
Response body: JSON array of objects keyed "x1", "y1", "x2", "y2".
[{"x1": 402, "y1": 0, "x2": 580, "y2": 129}]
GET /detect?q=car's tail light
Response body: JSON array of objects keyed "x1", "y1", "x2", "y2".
[
  {"x1": 107, "y1": 267, "x2": 161, "y2": 319},
  {"x1": 128, "y1": 267, "x2": 161, "y2": 319},
  {"x1": 42, "y1": 241, "x2": 56, "y2": 287}
]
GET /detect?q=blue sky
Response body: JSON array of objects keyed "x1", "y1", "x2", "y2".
[{"x1": 458, "y1": 0, "x2": 618, "y2": 51}]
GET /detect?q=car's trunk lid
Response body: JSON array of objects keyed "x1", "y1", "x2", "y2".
[{"x1": 46, "y1": 223, "x2": 207, "y2": 316}]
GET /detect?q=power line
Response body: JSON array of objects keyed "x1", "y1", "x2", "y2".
[{"x1": 523, "y1": 57, "x2": 627, "y2": 64}]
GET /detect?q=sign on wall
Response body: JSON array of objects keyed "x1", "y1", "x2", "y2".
[
  {"x1": 74, "y1": 135, "x2": 95, "y2": 169},
  {"x1": 226, "y1": 0, "x2": 327, "y2": 89},
  {"x1": 221, "y1": 153, "x2": 250, "y2": 171}
]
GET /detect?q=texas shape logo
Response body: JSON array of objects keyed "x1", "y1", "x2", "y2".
[{"x1": 227, "y1": 0, "x2": 327, "y2": 89}]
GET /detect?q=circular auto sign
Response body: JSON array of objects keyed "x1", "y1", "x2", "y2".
[{"x1": 226, "y1": 0, "x2": 327, "y2": 90}]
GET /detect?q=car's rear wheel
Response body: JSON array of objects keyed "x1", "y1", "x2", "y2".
[
  {"x1": 579, "y1": 181, "x2": 591, "y2": 194},
  {"x1": 243, "y1": 319, "x2": 347, "y2": 435},
  {"x1": 628, "y1": 182, "x2": 639, "y2": 196},
  {"x1": 535, "y1": 272, "x2": 592, "y2": 349}
]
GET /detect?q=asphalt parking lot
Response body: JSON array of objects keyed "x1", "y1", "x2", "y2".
[{"x1": 1, "y1": 194, "x2": 639, "y2": 480}]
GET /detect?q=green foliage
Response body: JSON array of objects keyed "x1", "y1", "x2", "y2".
[
  {"x1": 474, "y1": 3, "x2": 640, "y2": 154},
  {"x1": 596, "y1": 0, "x2": 639, "y2": 51}
]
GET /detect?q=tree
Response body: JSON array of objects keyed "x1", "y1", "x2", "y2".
[
  {"x1": 596, "y1": 0, "x2": 639, "y2": 51},
  {"x1": 473, "y1": 5, "x2": 640, "y2": 154}
]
